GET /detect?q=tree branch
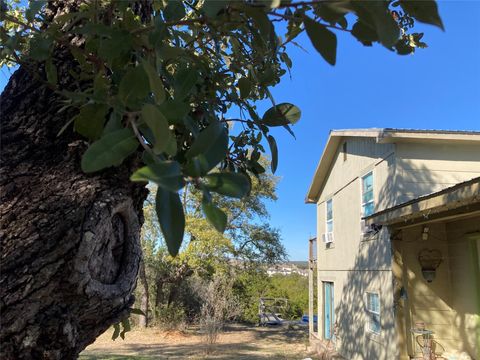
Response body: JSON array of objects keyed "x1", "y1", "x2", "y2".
[
  {"x1": 268, "y1": 11, "x2": 351, "y2": 33},
  {"x1": 128, "y1": 113, "x2": 155, "y2": 157},
  {"x1": 2, "y1": 14, "x2": 40, "y2": 32}
]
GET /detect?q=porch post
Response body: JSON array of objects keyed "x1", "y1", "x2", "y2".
[
  {"x1": 308, "y1": 237, "x2": 315, "y2": 337},
  {"x1": 317, "y1": 239, "x2": 322, "y2": 336}
]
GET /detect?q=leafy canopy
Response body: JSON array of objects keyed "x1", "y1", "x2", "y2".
[{"x1": 0, "y1": 0, "x2": 442, "y2": 255}]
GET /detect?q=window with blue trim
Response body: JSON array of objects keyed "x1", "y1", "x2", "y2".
[
  {"x1": 362, "y1": 172, "x2": 374, "y2": 217},
  {"x1": 366, "y1": 292, "x2": 381, "y2": 334},
  {"x1": 326, "y1": 199, "x2": 333, "y2": 233}
]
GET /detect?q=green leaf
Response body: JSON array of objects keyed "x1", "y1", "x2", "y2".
[
  {"x1": 352, "y1": 1, "x2": 400, "y2": 48},
  {"x1": 149, "y1": 19, "x2": 168, "y2": 48},
  {"x1": 262, "y1": 103, "x2": 301, "y2": 127},
  {"x1": 400, "y1": 0, "x2": 444, "y2": 30},
  {"x1": 202, "y1": 1, "x2": 231, "y2": 18},
  {"x1": 98, "y1": 29, "x2": 133, "y2": 67},
  {"x1": 204, "y1": 172, "x2": 251, "y2": 198},
  {"x1": 303, "y1": 16, "x2": 337, "y2": 66},
  {"x1": 141, "y1": 59, "x2": 166, "y2": 105},
  {"x1": 163, "y1": 1, "x2": 186, "y2": 22},
  {"x1": 185, "y1": 122, "x2": 229, "y2": 177},
  {"x1": 29, "y1": 36, "x2": 52, "y2": 61},
  {"x1": 286, "y1": 18, "x2": 303, "y2": 43},
  {"x1": 81, "y1": 128, "x2": 138, "y2": 173},
  {"x1": 249, "y1": 160, "x2": 266, "y2": 176},
  {"x1": 280, "y1": 52, "x2": 292, "y2": 69},
  {"x1": 118, "y1": 66, "x2": 149, "y2": 109},
  {"x1": 155, "y1": 186, "x2": 185, "y2": 256},
  {"x1": 112, "y1": 323, "x2": 120, "y2": 341},
  {"x1": 185, "y1": 122, "x2": 225, "y2": 159},
  {"x1": 141, "y1": 104, "x2": 174, "y2": 155},
  {"x1": 395, "y1": 40, "x2": 414, "y2": 55},
  {"x1": 131, "y1": 161, "x2": 185, "y2": 192},
  {"x1": 157, "y1": 45, "x2": 186, "y2": 60},
  {"x1": 238, "y1": 77, "x2": 251, "y2": 99},
  {"x1": 283, "y1": 124, "x2": 296, "y2": 139},
  {"x1": 247, "y1": 7, "x2": 273, "y2": 43},
  {"x1": 267, "y1": 135, "x2": 278, "y2": 173},
  {"x1": 315, "y1": 3, "x2": 348, "y2": 25},
  {"x1": 26, "y1": 1, "x2": 44, "y2": 22},
  {"x1": 351, "y1": 20, "x2": 378, "y2": 45},
  {"x1": 74, "y1": 104, "x2": 109, "y2": 141},
  {"x1": 103, "y1": 111, "x2": 123, "y2": 135},
  {"x1": 158, "y1": 100, "x2": 191, "y2": 125},
  {"x1": 174, "y1": 67, "x2": 198, "y2": 100},
  {"x1": 120, "y1": 318, "x2": 131, "y2": 340},
  {"x1": 129, "y1": 308, "x2": 146, "y2": 316},
  {"x1": 93, "y1": 73, "x2": 110, "y2": 101},
  {"x1": 368, "y1": 3, "x2": 400, "y2": 47},
  {"x1": 45, "y1": 59, "x2": 57, "y2": 85},
  {"x1": 202, "y1": 198, "x2": 227, "y2": 233},
  {"x1": 258, "y1": 68, "x2": 275, "y2": 85}
]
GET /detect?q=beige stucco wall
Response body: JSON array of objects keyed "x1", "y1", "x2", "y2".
[
  {"x1": 394, "y1": 216, "x2": 480, "y2": 359},
  {"x1": 445, "y1": 217, "x2": 480, "y2": 358},
  {"x1": 317, "y1": 137, "x2": 395, "y2": 204},
  {"x1": 395, "y1": 142, "x2": 480, "y2": 203},
  {"x1": 316, "y1": 231, "x2": 397, "y2": 360},
  {"x1": 314, "y1": 136, "x2": 480, "y2": 359},
  {"x1": 397, "y1": 223, "x2": 454, "y2": 357},
  {"x1": 316, "y1": 137, "x2": 398, "y2": 359},
  {"x1": 316, "y1": 137, "x2": 396, "y2": 269}
]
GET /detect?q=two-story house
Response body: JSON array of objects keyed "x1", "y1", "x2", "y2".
[{"x1": 306, "y1": 129, "x2": 480, "y2": 360}]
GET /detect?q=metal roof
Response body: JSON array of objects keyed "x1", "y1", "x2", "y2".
[
  {"x1": 332, "y1": 128, "x2": 480, "y2": 135},
  {"x1": 305, "y1": 128, "x2": 480, "y2": 203}
]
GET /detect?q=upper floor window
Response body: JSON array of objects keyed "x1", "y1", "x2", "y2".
[
  {"x1": 326, "y1": 199, "x2": 333, "y2": 233},
  {"x1": 362, "y1": 172, "x2": 374, "y2": 217},
  {"x1": 342, "y1": 142, "x2": 347, "y2": 161},
  {"x1": 366, "y1": 292, "x2": 381, "y2": 334}
]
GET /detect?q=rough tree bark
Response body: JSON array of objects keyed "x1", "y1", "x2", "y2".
[{"x1": 0, "y1": 65, "x2": 148, "y2": 358}]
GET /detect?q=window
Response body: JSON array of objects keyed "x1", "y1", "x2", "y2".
[
  {"x1": 366, "y1": 292, "x2": 381, "y2": 334},
  {"x1": 342, "y1": 142, "x2": 347, "y2": 161},
  {"x1": 326, "y1": 199, "x2": 333, "y2": 234},
  {"x1": 361, "y1": 172, "x2": 374, "y2": 217}
]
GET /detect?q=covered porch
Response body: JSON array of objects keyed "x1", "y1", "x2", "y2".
[{"x1": 368, "y1": 177, "x2": 480, "y2": 360}]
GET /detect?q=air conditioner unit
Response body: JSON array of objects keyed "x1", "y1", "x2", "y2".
[
  {"x1": 322, "y1": 232, "x2": 334, "y2": 244},
  {"x1": 360, "y1": 219, "x2": 370, "y2": 234}
]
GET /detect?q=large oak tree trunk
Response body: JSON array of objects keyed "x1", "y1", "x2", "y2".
[{"x1": 0, "y1": 65, "x2": 148, "y2": 358}]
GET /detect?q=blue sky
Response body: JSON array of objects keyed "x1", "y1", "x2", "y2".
[
  {"x1": 263, "y1": 1, "x2": 480, "y2": 260},
  {"x1": 1, "y1": 1, "x2": 479, "y2": 260}
]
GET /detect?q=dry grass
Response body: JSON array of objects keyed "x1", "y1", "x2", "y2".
[{"x1": 80, "y1": 323, "x2": 313, "y2": 360}]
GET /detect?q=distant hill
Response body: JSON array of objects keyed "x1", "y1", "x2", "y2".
[{"x1": 288, "y1": 261, "x2": 308, "y2": 270}]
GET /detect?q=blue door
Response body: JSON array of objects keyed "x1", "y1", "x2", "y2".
[{"x1": 323, "y1": 282, "x2": 334, "y2": 339}]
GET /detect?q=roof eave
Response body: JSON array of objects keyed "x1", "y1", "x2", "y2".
[
  {"x1": 305, "y1": 134, "x2": 340, "y2": 204},
  {"x1": 365, "y1": 177, "x2": 480, "y2": 226},
  {"x1": 305, "y1": 129, "x2": 383, "y2": 204}
]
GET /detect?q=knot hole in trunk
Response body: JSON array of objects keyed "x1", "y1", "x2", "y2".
[
  {"x1": 89, "y1": 213, "x2": 127, "y2": 284},
  {"x1": 78, "y1": 198, "x2": 142, "y2": 298}
]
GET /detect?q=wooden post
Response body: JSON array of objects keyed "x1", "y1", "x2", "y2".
[
  {"x1": 309, "y1": 241, "x2": 314, "y2": 337},
  {"x1": 308, "y1": 237, "x2": 317, "y2": 338},
  {"x1": 316, "y1": 234, "x2": 322, "y2": 336}
]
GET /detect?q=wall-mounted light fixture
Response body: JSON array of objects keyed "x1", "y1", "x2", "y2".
[
  {"x1": 421, "y1": 226, "x2": 429, "y2": 241},
  {"x1": 418, "y1": 248, "x2": 442, "y2": 283}
]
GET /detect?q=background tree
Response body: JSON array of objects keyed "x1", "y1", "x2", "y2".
[
  {"x1": 136, "y1": 165, "x2": 285, "y2": 328},
  {"x1": 0, "y1": 0, "x2": 442, "y2": 358}
]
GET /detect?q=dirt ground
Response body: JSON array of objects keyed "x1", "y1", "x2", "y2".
[{"x1": 80, "y1": 323, "x2": 313, "y2": 360}]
